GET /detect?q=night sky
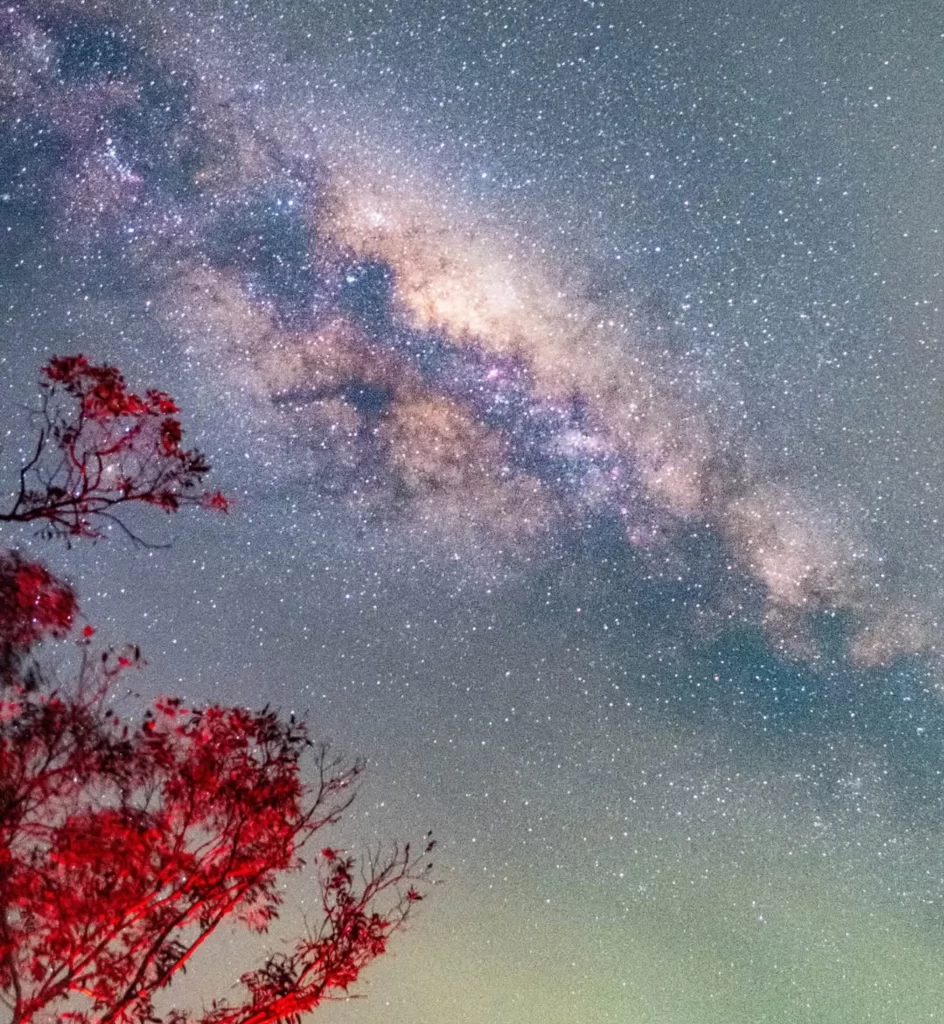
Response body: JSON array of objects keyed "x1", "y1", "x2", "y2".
[{"x1": 2, "y1": 0, "x2": 944, "y2": 1020}]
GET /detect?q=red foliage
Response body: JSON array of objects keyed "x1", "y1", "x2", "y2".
[
  {"x1": 0, "y1": 551, "x2": 78, "y2": 686},
  {"x1": 0, "y1": 355, "x2": 225, "y2": 544},
  {"x1": 0, "y1": 356, "x2": 431, "y2": 1023},
  {"x1": 0, "y1": 354, "x2": 225, "y2": 680},
  {"x1": 0, "y1": 663, "x2": 433, "y2": 1024}
]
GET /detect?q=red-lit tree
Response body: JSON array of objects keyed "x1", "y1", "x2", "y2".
[
  {"x1": 0, "y1": 652, "x2": 432, "y2": 1024},
  {"x1": 0, "y1": 358, "x2": 432, "y2": 1024},
  {"x1": 0, "y1": 354, "x2": 227, "y2": 544},
  {"x1": 0, "y1": 549, "x2": 78, "y2": 687},
  {"x1": 0, "y1": 354, "x2": 224, "y2": 686}
]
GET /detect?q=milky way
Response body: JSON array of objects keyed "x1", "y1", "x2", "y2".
[
  {"x1": 4, "y1": 2, "x2": 944, "y2": 1021},
  {"x1": 4, "y1": 0, "x2": 936, "y2": 674}
]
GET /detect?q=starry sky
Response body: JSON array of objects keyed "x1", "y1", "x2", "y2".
[{"x1": 2, "y1": 0, "x2": 944, "y2": 1020}]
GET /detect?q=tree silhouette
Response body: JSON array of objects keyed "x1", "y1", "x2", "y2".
[{"x1": 0, "y1": 357, "x2": 431, "y2": 1024}]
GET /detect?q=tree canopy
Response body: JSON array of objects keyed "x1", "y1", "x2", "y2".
[{"x1": 0, "y1": 357, "x2": 431, "y2": 1024}]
